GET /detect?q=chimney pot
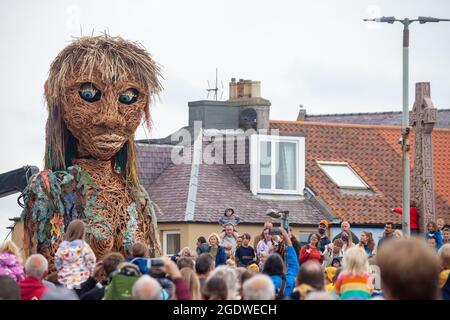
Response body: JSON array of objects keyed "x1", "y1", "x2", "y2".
[{"x1": 297, "y1": 105, "x2": 306, "y2": 121}]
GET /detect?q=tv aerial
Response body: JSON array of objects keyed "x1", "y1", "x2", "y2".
[{"x1": 206, "y1": 67, "x2": 224, "y2": 101}]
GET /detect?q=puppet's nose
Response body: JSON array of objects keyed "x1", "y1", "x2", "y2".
[
  {"x1": 93, "y1": 114, "x2": 125, "y2": 128},
  {"x1": 93, "y1": 100, "x2": 126, "y2": 128}
]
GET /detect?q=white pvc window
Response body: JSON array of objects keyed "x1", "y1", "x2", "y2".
[
  {"x1": 162, "y1": 231, "x2": 180, "y2": 256},
  {"x1": 317, "y1": 161, "x2": 368, "y2": 189},
  {"x1": 250, "y1": 135, "x2": 305, "y2": 195}
]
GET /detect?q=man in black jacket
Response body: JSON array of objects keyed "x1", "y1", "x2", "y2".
[{"x1": 332, "y1": 221, "x2": 359, "y2": 245}]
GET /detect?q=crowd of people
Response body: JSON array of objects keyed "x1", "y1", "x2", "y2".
[{"x1": 0, "y1": 206, "x2": 449, "y2": 300}]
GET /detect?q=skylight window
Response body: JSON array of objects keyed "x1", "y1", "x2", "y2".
[{"x1": 317, "y1": 162, "x2": 368, "y2": 189}]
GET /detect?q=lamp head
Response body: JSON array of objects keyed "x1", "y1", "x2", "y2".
[{"x1": 266, "y1": 209, "x2": 281, "y2": 219}]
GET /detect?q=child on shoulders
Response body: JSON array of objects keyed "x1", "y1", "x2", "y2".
[{"x1": 219, "y1": 208, "x2": 240, "y2": 239}]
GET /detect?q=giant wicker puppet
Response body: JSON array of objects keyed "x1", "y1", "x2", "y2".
[{"x1": 21, "y1": 35, "x2": 162, "y2": 266}]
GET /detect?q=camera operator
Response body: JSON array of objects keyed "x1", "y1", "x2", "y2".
[
  {"x1": 78, "y1": 252, "x2": 125, "y2": 300},
  {"x1": 262, "y1": 227, "x2": 300, "y2": 299},
  {"x1": 256, "y1": 228, "x2": 273, "y2": 270},
  {"x1": 158, "y1": 257, "x2": 192, "y2": 300}
]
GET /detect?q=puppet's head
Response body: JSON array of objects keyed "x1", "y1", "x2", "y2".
[{"x1": 44, "y1": 35, "x2": 162, "y2": 186}]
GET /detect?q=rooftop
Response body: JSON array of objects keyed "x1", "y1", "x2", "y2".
[
  {"x1": 270, "y1": 120, "x2": 450, "y2": 225},
  {"x1": 301, "y1": 109, "x2": 450, "y2": 128}
]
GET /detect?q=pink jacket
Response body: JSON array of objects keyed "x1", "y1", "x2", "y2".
[{"x1": 0, "y1": 252, "x2": 25, "y2": 282}]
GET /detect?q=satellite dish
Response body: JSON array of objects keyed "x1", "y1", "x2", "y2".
[{"x1": 239, "y1": 108, "x2": 257, "y2": 129}]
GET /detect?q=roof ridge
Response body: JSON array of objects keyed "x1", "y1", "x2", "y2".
[
  {"x1": 270, "y1": 120, "x2": 450, "y2": 132},
  {"x1": 304, "y1": 108, "x2": 450, "y2": 117},
  {"x1": 184, "y1": 129, "x2": 202, "y2": 221},
  {"x1": 271, "y1": 120, "x2": 401, "y2": 129}
]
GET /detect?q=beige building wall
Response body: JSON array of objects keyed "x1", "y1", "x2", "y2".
[
  {"x1": 12, "y1": 221, "x2": 325, "y2": 257},
  {"x1": 158, "y1": 222, "x2": 321, "y2": 255},
  {"x1": 11, "y1": 220, "x2": 24, "y2": 254}
]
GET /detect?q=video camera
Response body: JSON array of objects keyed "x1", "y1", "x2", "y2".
[
  {"x1": 138, "y1": 258, "x2": 175, "y2": 299},
  {"x1": 268, "y1": 227, "x2": 281, "y2": 236},
  {"x1": 146, "y1": 258, "x2": 164, "y2": 269}
]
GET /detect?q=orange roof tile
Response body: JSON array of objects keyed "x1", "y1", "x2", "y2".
[{"x1": 270, "y1": 121, "x2": 450, "y2": 225}]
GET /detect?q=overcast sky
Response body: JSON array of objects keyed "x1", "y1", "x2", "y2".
[{"x1": 1, "y1": 0, "x2": 449, "y2": 240}]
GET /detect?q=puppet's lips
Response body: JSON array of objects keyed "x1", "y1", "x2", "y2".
[{"x1": 93, "y1": 134, "x2": 126, "y2": 149}]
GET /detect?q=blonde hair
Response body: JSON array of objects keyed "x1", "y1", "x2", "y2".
[
  {"x1": 179, "y1": 247, "x2": 192, "y2": 256},
  {"x1": 393, "y1": 229, "x2": 403, "y2": 238},
  {"x1": 0, "y1": 240, "x2": 23, "y2": 263},
  {"x1": 438, "y1": 243, "x2": 450, "y2": 269},
  {"x1": 180, "y1": 267, "x2": 202, "y2": 300},
  {"x1": 260, "y1": 251, "x2": 268, "y2": 259},
  {"x1": 342, "y1": 246, "x2": 369, "y2": 275},
  {"x1": 226, "y1": 258, "x2": 236, "y2": 268},
  {"x1": 208, "y1": 233, "x2": 222, "y2": 245}
]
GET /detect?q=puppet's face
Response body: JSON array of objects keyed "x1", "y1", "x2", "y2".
[{"x1": 61, "y1": 74, "x2": 148, "y2": 160}]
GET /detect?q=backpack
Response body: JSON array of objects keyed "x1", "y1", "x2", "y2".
[{"x1": 104, "y1": 263, "x2": 141, "y2": 300}]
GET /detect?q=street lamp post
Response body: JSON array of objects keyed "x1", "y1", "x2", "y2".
[{"x1": 363, "y1": 16, "x2": 449, "y2": 237}]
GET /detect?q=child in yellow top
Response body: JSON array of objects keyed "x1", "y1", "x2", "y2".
[
  {"x1": 324, "y1": 266, "x2": 337, "y2": 292},
  {"x1": 438, "y1": 244, "x2": 450, "y2": 300}
]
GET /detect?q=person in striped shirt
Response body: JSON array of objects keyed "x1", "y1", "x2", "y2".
[{"x1": 335, "y1": 246, "x2": 373, "y2": 300}]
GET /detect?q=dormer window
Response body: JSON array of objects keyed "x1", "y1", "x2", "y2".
[
  {"x1": 317, "y1": 161, "x2": 369, "y2": 189},
  {"x1": 250, "y1": 134, "x2": 305, "y2": 195}
]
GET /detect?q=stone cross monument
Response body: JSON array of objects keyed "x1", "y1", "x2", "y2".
[{"x1": 409, "y1": 82, "x2": 437, "y2": 232}]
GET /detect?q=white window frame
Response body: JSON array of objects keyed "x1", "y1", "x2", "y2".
[
  {"x1": 162, "y1": 230, "x2": 181, "y2": 256},
  {"x1": 317, "y1": 161, "x2": 369, "y2": 190},
  {"x1": 250, "y1": 134, "x2": 305, "y2": 195}
]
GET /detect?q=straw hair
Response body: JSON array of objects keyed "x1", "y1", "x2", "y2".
[
  {"x1": 44, "y1": 35, "x2": 162, "y2": 190},
  {"x1": 0, "y1": 239, "x2": 23, "y2": 263},
  {"x1": 342, "y1": 246, "x2": 369, "y2": 275},
  {"x1": 64, "y1": 219, "x2": 85, "y2": 242}
]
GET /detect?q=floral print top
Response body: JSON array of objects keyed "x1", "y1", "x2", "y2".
[
  {"x1": 55, "y1": 240, "x2": 96, "y2": 289},
  {"x1": 0, "y1": 252, "x2": 25, "y2": 282}
]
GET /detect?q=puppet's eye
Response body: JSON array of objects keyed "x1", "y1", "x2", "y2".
[
  {"x1": 119, "y1": 88, "x2": 139, "y2": 105},
  {"x1": 79, "y1": 83, "x2": 101, "y2": 102}
]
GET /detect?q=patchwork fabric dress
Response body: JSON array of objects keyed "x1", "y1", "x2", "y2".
[{"x1": 21, "y1": 165, "x2": 161, "y2": 268}]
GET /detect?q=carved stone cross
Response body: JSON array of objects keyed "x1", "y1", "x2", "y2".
[{"x1": 409, "y1": 82, "x2": 437, "y2": 232}]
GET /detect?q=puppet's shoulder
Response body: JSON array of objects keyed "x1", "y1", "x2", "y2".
[{"x1": 24, "y1": 169, "x2": 75, "y2": 196}]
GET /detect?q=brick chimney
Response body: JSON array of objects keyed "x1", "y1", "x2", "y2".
[
  {"x1": 229, "y1": 78, "x2": 261, "y2": 100},
  {"x1": 188, "y1": 78, "x2": 272, "y2": 131},
  {"x1": 228, "y1": 78, "x2": 271, "y2": 130},
  {"x1": 297, "y1": 105, "x2": 306, "y2": 121}
]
